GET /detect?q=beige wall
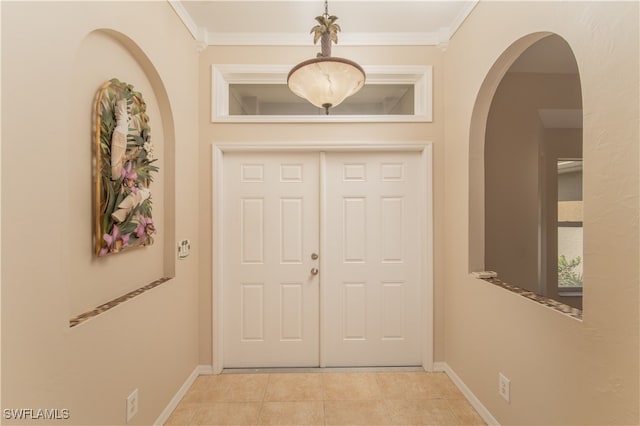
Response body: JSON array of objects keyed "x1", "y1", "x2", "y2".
[
  {"x1": 197, "y1": 45, "x2": 447, "y2": 365},
  {"x1": 2, "y1": 2, "x2": 200, "y2": 424},
  {"x1": 485, "y1": 72, "x2": 582, "y2": 294},
  {"x1": 3, "y1": 1, "x2": 638, "y2": 425},
  {"x1": 445, "y1": 2, "x2": 638, "y2": 425}
]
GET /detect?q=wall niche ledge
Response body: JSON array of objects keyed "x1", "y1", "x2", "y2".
[
  {"x1": 69, "y1": 277, "x2": 172, "y2": 328},
  {"x1": 479, "y1": 276, "x2": 583, "y2": 321}
]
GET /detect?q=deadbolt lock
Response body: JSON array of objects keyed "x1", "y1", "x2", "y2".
[{"x1": 311, "y1": 253, "x2": 319, "y2": 260}]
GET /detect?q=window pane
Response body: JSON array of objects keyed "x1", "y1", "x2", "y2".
[
  {"x1": 558, "y1": 226, "x2": 583, "y2": 287},
  {"x1": 557, "y1": 160, "x2": 583, "y2": 288},
  {"x1": 229, "y1": 84, "x2": 414, "y2": 116}
]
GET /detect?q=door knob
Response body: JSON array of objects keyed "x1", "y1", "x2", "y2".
[
  {"x1": 311, "y1": 253, "x2": 319, "y2": 260},
  {"x1": 310, "y1": 268, "x2": 319, "y2": 276}
]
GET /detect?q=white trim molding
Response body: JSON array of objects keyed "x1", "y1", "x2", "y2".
[
  {"x1": 211, "y1": 64, "x2": 433, "y2": 123},
  {"x1": 206, "y1": 31, "x2": 447, "y2": 47},
  {"x1": 153, "y1": 365, "x2": 213, "y2": 426},
  {"x1": 433, "y1": 362, "x2": 500, "y2": 426},
  {"x1": 168, "y1": 1, "x2": 199, "y2": 40},
  {"x1": 448, "y1": 0, "x2": 479, "y2": 39}
]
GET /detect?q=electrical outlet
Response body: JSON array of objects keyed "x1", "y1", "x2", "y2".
[
  {"x1": 126, "y1": 389, "x2": 139, "y2": 423},
  {"x1": 498, "y1": 373, "x2": 510, "y2": 403}
]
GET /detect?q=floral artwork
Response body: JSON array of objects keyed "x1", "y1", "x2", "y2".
[{"x1": 94, "y1": 79, "x2": 158, "y2": 257}]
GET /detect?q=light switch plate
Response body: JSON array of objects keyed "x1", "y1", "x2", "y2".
[{"x1": 178, "y1": 239, "x2": 191, "y2": 259}]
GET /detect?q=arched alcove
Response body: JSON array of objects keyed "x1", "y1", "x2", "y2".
[
  {"x1": 469, "y1": 33, "x2": 583, "y2": 311},
  {"x1": 69, "y1": 28, "x2": 176, "y2": 320}
]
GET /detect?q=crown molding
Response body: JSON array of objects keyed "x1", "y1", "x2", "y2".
[
  {"x1": 168, "y1": 0, "x2": 198, "y2": 40},
  {"x1": 169, "y1": 0, "x2": 479, "y2": 48},
  {"x1": 169, "y1": 0, "x2": 210, "y2": 51},
  {"x1": 448, "y1": 0, "x2": 479, "y2": 39},
  {"x1": 205, "y1": 31, "x2": 447, "y2": 47}
]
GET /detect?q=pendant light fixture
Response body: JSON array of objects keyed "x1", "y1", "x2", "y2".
[{"x1": 287, "y1": 0, "x2": 366, "y2": 115}]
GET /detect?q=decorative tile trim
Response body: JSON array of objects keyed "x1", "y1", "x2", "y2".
[
  {"x1": 482, "y1": 277, "x2": 583, "y2": 320},
  {"x1": 69, "y1": 277, "x2": 171, "y2": 328}
]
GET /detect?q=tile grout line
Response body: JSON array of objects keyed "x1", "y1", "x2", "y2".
[
  {"x1": 256, "y1": 374, "x2": 268, "y2": 425},
  {"x1": 322, "y1": 374, "x2": 327, "y2": 425},
  {"x1": 321, "y1": 373, "x2": 328, "y2": 425},
  {"x1": 167, "y1": 371, "x2": 486, "y2": 425}
]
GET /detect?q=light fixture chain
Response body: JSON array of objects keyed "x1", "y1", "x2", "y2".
[{"x1": 324, "y1": 0, "x2": 329, "y2": 17}]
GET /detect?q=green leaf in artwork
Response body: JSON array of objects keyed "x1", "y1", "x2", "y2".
[
  {"x1": 103, "y1": 178, "x2": 118, "y2": 215},
  {"x1": 119, "y1": 220, "x2": 137, "y2": 236},
  {"x1": 102, "y1": 182, "x2": 117, "y2": 231},
  {"x1": 138, "y1": 198, "x2": 153, "y2": 217},
  {"x1": 112, "y1": 185, "x2": 126, "y2": 211},
  {"x1": 128, "y1": 134, "x2": 144, "y2": 145}
]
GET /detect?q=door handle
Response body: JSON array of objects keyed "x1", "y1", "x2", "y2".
[{"x1": 310, "y1": 268, "x2": 319, "y2": 276}]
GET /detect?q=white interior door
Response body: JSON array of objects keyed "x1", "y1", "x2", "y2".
[
  {"x1": 223, "y1": 152, "x2": 320, "y2": 367},
  {"x1": 324, "y1": 152, "x2": 423, "y2": 366},
  {"x1": 221, "y1": 149, "x2": 425, "y2": 368}
]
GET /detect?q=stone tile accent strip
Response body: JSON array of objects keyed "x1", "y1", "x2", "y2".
[
  {"x1": 482, "y1": 277, "x2": 582, "y2": 320},
  {"x1": 69, "y1": 277, "x2": 171, "y2": 327}
]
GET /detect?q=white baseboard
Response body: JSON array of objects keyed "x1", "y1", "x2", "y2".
[
  {"x1": 154, "y1": 364, "x2": 214, "y2": 426},
  {"x1": 196, "y1": 364, "x2": 214, "y2": 376},
  {"x1": 433, "y1": 362, "x2": 500, "y2": 426}
]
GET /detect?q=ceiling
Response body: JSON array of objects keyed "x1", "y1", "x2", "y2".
[
  {"x1": 173, "y1": 2, "x2": 582, "y2": 123},
  {"x1": 171, "y1": 1, "x2": 478, "y2": 47},
  {"x1": 171, "y1": 1, "x2": 580, "y2": 75}
]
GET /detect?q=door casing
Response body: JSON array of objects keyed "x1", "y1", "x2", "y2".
[{"x1": 211, "y1": 141, "x2": 434, "y2": 373}]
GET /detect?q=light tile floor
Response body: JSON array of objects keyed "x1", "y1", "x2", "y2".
[{"x1": 165, "y1": 371, "x2": 486, "y2": 425}]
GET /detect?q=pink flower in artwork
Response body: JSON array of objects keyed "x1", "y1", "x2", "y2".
[
  {"x1": 99, "y1": 224, "x2": 130, "y2": 256},
  {"x1": 121, "y1": 161, "x2": 138, "y2": 192},
  {"x1": 135, "y1": 215, "x2": 156, "y2": 239}
]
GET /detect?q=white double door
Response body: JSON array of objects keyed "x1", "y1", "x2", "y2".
[{"x1": 223, "y1": 151, "x2": 424, "y2": 368}]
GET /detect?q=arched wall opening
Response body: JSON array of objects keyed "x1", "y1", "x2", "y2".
[
  {"x1": 69, "y1": 28, "x2": 176, "y2": 320},
  {"x1": 469, "y1": 32, "x2": 583, "y2": 311}
]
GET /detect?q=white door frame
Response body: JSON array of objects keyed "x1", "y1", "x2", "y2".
[{"x1": 212, "y1": 141, "x2": 434, "y2": 373}]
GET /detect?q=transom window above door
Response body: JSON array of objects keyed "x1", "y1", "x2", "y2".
[{"x1": 212, "y1": 65, "x2": 432, "y2": 123}]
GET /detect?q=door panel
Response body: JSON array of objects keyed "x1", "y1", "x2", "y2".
[
  {"x1": 223, "y1": 152, "x2": 320, "y2": 367},
  {"x1": 222, "y1": 150, "x2": 424, "y2": 368},
  {"x1": 324, "y1": 152, "x2": 423, "y2": 366}
]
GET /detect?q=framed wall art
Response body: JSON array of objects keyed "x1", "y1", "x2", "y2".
[{"x1": 94, "y1": 78, "x2": 158, "y2": 257}]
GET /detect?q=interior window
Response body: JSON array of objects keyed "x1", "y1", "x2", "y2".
[
  {"x1": 483, "y1": 34, "x2": 583, "y2": 311},
  {"x1": 229, "y1": 84, "x2": 414, "y2": 116},
  {"x1": 211, "y1": 64, "x2": 432, "y2": 123}
]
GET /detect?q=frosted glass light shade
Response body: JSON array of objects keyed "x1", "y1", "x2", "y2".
[{"x1": 287, "y1": 56, "x2": 366, "y2": 110}]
